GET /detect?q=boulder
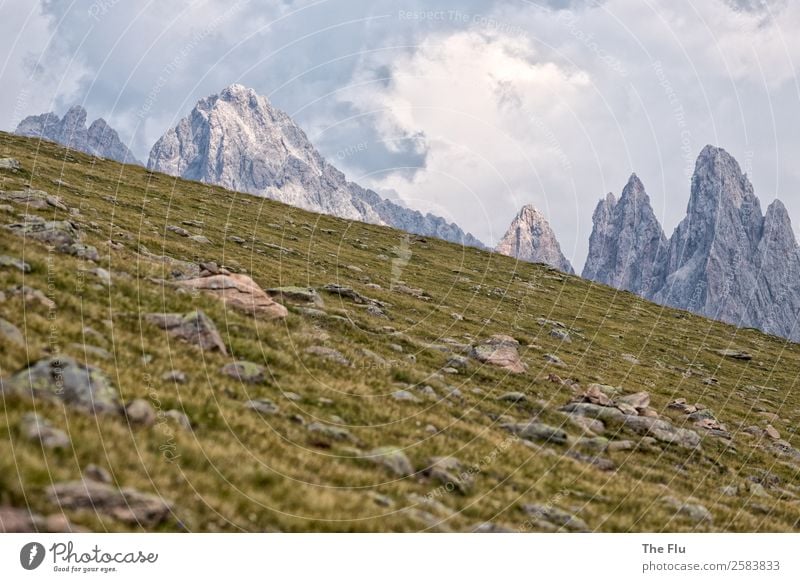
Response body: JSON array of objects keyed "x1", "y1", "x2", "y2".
[
  {"x1": 0, "y1": 189, "x2": 67, "y2": 210},
  {"x1": 145, "y1": 311, "x2": 227, "y2": 354},
  {"x1": 0, "y1": 255, "x2": 31, "y2": 272},
  {"x1": 0, "y1": 158, "x2": 21, "y2": 171},
  {"x1": 266, "y1": 286, "x2": 324, "y2": 307},
  {"x1": 616, "y1": 391, "x2": 650, "y2": 412},
  {"x1": 0, "y1": 506, "x2": 78, "y2": 532},
  {"x1": 221, "y1": 361, "x2": 266, "y2": 384},
  {"x1": 307, "y1": 422, "x2": 353, "y2": 441},
  {"x1": 305, "y1": 346, "x2": 351, "y2": 366},
  {"x1": 174, "y1": 273, "x2": 287, "y2": 320},
  {"x1": 20, "y1": 413, "x2": 70, "y2": 449},
  {"x1": 367, "y1": 446, "x2": 414, "y2": 477},
  {"x1": 0, "y1": 317, "x2": 25, "y2": 346},
  {"x1": 471, "y1": 335, "x2": 526, "y2": 374},
  {"x1": 125, "y1": 399, "x2": 156, "y2": 427},
  {"x1": 502, "y1": 420, "x2": 568, "y2": 444},
  {"x1": 522, "y1": 504, "x2": 589, "y2": 532},
  {"x1": 244, "y1": 399, "x2": 279, "y2": 415},
  {"x1": 1, "y1": 356, "x2": 119, "y2": 414},
  {"x1": 622, "y1": 416, "x2": 700, "y2": 449},
  {"x1": 715, "y1": 348, "x2": 753, "y2": 361},
  {"x1": 47, "y1": 480, "x2": 172, "y2": 526},
  {"x1": 321, "y1": 283, "x2": 384, "y2": 307}
]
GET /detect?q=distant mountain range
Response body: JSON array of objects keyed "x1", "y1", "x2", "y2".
[
  {"x1": 15, "y1": 105, "x2": 140, "y2": 165},
  {"x1": 15, "y1": 90, "x2": 800, "y2": 341}
]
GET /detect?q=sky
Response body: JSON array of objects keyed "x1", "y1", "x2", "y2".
[{"x1": 1, "y1": 0, "x2": 798, "y2": 271}]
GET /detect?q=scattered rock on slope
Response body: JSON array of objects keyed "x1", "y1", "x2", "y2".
[
  {"x1": 174, "y1": 272, "x2": 288, "y2": 320},
  {"x1": 1, "y1": 356, "x2": 120, "y2": 414},
  {"x1": 470, "y1": 335, "x2": 527, "y2": 373},
  {"x1": 145, "y1": 311, "x2": 228, "y2": 354},
  {"x1": 20, "y1": 413, "x2": 70, "y2": 449},
  {"x1": 6, "y1": 220, "x2": 99, "y2": 261},
  {"x1": 47, "y1": 480, "x2": 172, "y2": 526}
]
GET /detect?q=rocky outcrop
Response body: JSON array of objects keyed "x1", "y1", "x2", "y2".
[
  {"x1": 15, "y1": 106, "x2": 140, "y2": 165},
  {"x1": 495, "y1": 205, "x2": 573, "y2": 273},
  {"x1": 582, "y1": 175, "x2": 667, "y2": 296},
  {"x1": 148, "y1": 84, "x2": 482, "y2": 247},
  {"x1": 583, "y1": 146, "x2": 800, "y2": 342}
]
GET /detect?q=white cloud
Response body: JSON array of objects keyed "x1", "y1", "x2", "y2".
[
  {"x1": 336, "y1": 0, "x2": 800, "y2": 268},
  {"x1": 0, "y1": 0, "x2": 89, "y2": 129},
  {"x1": 338, "y1": 30, "x2": 592, "y2": 250}
]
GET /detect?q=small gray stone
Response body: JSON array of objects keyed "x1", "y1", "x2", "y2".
[
  {"x1": 0, "y1": 255, "x2": 30, "y2": 272},
  {"x1": 245, "y1": 399, "x2": 279, "y2": 415},
  {"x1": 503, "y1": 420, "x2": 568, "y2": 444},
  {"x1": 497, "y1": 392, "x2": 527, "y2": 403},
  {"x1": 221, "y1": 361, "x2": 266, "y2": 384},
  {"x1": 305, "y1": 346, "x2": 350, "y2": 366},
  {"x1": 164, "y1": 409, "x2": 192, "y2": 430},
  {"x1": 126, "y1": 399, "x2": 156, "y2": 427},
  {"x1": 307, "y1": 422, "x2": 353, "y2": 441},
  {"x1": 446, "y1": 355, "x2": 469, "y2": 370},
  {"x1": 522, "y1": 504, "x2": 589, "y2": 532},
  {"x1": 84, "y1": 464, "x2": 112, "y2": 483},
  {"x1": 20, "y1": 413, "x2": 70, "y2": 449},
  {"x1": 0, "y1": 318, "x2": 25, "y2": 346},
  {"x1": 392, "y1": 390, "x2": 420, "y2": 402},
  {"x1": 161, "y1": 370, "x2": 187, "y2": 384},
  {"x1": 368, "y1": 446, "x2": 414, "y2": 477},
  {"x1": 167, "y1": 224, "x2": 191, "y2": 238}
]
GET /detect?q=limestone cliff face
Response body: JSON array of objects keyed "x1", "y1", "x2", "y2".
[
  {"x1": 654, "y1": 146, "x2": 800, "y2": 339},
  {"x1": 15, "y1": 106, "x2": 140, "y2": 165},
  {"x1": 495, "y1": 204, "x2": 574, "y2": 273},
  {"x1": 582, "y1": 174, "x2": 667, "y2": 297},
  {"x1": 148, "y1": 84, "x2": 483, "y2": 247},
  {"x1": 583, "y1": 145, "x2": 800, "y2": 341}
]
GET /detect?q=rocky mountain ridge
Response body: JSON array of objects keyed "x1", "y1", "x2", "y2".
[
  {"x1": 15, "y1": 105, "x2": 140, "y2": 165},
  {"x1": 147, "y1": 84, "x2": 483, "y2": 248},
  {"x1": 583, "y1": 145, "x2": 800, "y2": 341}
]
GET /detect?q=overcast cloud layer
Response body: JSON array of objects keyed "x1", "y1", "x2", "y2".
[{"x1": 1, "y1": 0, "x2": 798, "y2": 269}]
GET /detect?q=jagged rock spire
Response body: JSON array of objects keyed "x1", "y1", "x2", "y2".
[{"x1": 495, "y1": 204, "x2": 574, "y2": 273}]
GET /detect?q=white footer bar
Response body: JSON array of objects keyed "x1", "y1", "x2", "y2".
[{"x1": 1, "y1": 533, "x2": 798, "y2": 581}]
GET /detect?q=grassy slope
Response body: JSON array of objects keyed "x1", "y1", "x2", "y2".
[{"x1": 1, "y1": 131, "x2": 799, "y2": 533}]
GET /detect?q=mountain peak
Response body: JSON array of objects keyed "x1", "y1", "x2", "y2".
[
  {"x1": 623, "y1": 173, "x2": 644, "y2": 194},
  {"x1": 147, "y1": 85, "x2": 484, "y2": 248},
  {"x1": 518, "y1": 203, "x2": 545, "y2": 220},
  {"x1": 496, "y1": 204, "x2": 573, "y2": 273},
  {"x1": 582, "y1": 174, "x2": 666, "y2": 294},
  {"x1": 219, "y1": 83, "x2": 258, "y2": 101}
]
